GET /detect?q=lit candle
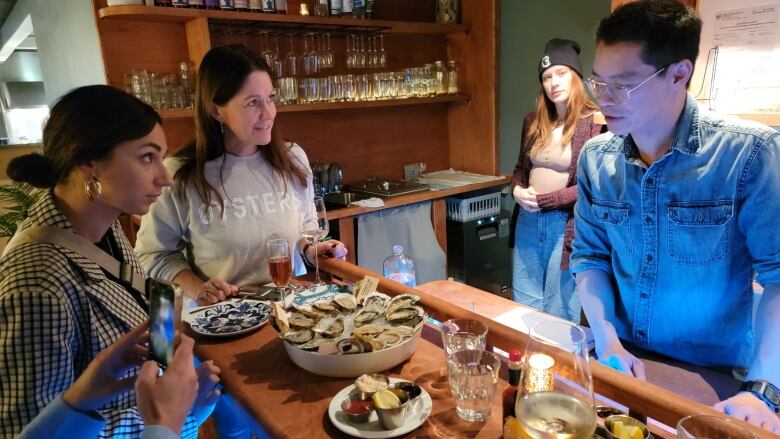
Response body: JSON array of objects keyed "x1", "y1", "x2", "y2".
[
  {"x1": 299, "y1": 3, "x2": 309, "y2": 15},
  {"x1": 525, "y1": 353, "x2": 555, "y2": 393}
]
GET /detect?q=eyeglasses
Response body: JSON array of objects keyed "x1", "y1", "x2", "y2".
[{"x1": 586, "y1": 66, "x2": 667, "y2": 105}]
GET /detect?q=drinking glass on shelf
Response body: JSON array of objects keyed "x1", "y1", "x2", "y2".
[
  {"x1": 284, "y1": 34, "x2": 299, "y2": 77},
  {"x1": 302, "y1": 196, "x2": 329, "y2": 286},
  {"x1": 303, "y1": 33, "x2": 319, "y2": 76},
  {"x1": 378, "y1": 33, "x2": 387, "y2": 68},
  {"x1": 676, "y1": 415, "x2": 756, "y2": 439},
  {"x1": 515, "y1": 320, "x2": 596, "y2": 438},
  {"x1": 267, "y1": 238, "x2": 292, "y2": 308}
]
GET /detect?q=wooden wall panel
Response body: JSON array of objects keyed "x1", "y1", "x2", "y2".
[
  {"x1": 161, "y1": 118, "x2": 196, "y2": 153},
  {"x1": 276, "y1": 105, "x2": 450, "y2": 184},
  {"x1": 447, "y1": 0, "x2": 498, "y2": 175}
]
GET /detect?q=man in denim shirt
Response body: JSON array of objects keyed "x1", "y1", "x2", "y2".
[{"x1": 571, "y1": 0, "x2": 780, "y2": 432}]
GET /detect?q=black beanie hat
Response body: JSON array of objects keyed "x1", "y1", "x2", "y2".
[{"x1": 538, "y1": 38, "x2": 584, "y2": 82}]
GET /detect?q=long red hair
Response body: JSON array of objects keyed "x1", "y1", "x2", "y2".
[{"x1": 527, "y1": 71, "x2": 598, "y2": 156}]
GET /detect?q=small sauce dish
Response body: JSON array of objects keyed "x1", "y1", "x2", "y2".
[{"x1": 341, "y1": 392, "x2": 374, "y2": 424}]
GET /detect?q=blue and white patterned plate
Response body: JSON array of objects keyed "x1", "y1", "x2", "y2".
[
  {"x1": 188, "y1": 300, "x2": 272, "y2": 337},
  {"x1": 290, "y1": 284, "x2": 352, "y2": 307}
]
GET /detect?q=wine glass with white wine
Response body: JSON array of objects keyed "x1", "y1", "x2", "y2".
[
  {"x1": 301, "y1": 196, "x2": 329, "y2": 286},
  {"x1": 515, "y1": 320, "x2": 596, "y2": 439}
]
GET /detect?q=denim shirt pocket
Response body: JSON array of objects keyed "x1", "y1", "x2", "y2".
[
  {"x1": 591, "y1": 200, "x2": 633, "y2": 256},
  {"x1": 667, "y1": 200, "x2": 733, "y2": 265}
]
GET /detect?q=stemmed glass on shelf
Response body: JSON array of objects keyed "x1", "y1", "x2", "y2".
[
  {"x1": 267, "y1": 238, "x2": 292, "y2": 308},
  {"x1": 514, "y1": 320, "x2": 597, "y2": 438},
  {"x1": 302, "y1": 196, "x2": 329, "y2": 286}
]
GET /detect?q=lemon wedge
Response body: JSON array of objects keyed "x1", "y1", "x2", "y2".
[
  {"x1": 372, "y1": 389, "x2": 401, "y2": 409},
  {"x1": 611, "y1": 421, "x2": 643, "y2": 439}
]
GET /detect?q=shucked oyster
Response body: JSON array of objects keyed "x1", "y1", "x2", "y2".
[
  {"x1": 363, "y1": 292, "x2": 392, "y2": 309},
  {"x1": 312, "y1": 315, "x2": 345, "y2": 338},
  {"x1": 386, "y1": 305, "x2": 424, "y2": 324},
  {"x1": 282, "y1": 329, "x2": 314, "y2": 344},
  {"x1": 333, "y1": 293, "x2": 358, "y2": 312},
  {"x1": 386, "y1": 294, "x2": 421, "y2": 314},
  {"x1": 353, "y1": 303, "x2": 384, "y2": 327},
  {"x1": 374, "y1": 330, "x2": 404, "y2": 347},
  {"x1": 292, "y1": 304, "x2": 325, "y2": 319},
  {"x1": 337, "y1": 337, "x2": 372, "y2": 354},
  {"x1": 351, "y1": 324, "x2": 384, "y2": 337},
  {"x1": 312, "y1": 299, "x2": 339, "y2": 314},
  {"x1": 288, "y1": 313, "x2": 315, "y2": 329}
]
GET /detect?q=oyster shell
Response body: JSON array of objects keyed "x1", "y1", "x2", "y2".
[
  {"x1": 351, "y1": 324, "x2": 385, "y2": 337},
  {"x1": 312, "y1": 315, "x2": 345, "y2": 338},
  {"x1": 282, "y1": 329, "x2": 314, "y2": 344},
  {"x1": 387, "y1": 325, "x2": 415, "y2": 337},
  {"x1": 333, "y1": 293, "x2": 357, "y2": 312},
  {"x1": 296, "y1": 336, "x2": 333, "y2": 351},
  {"x1": 355, "y1": 334, "x2": 384, "y2": 351},
  {"x1": 386, "y1": 305, "x2": 425, "y2": 324},
  {"x1": 312, "y1": 299, "x2": 339, "y2": 314},
  {"x1": 353, "y1": 303, "x2": 384, "y2": 326},
  {"x1": 363, "y1": 292, "x2": 392, "y2": 309},
  {"x1": 288, "y1": 313, "x2": 315, "y2": 329},
  {"x1": 386, "y1": 294, "x2": 421, "y2": 313},
  {"x1": 374, "y1": 330, "x2": 404, "y2": 347},
  {"x1": 337, "y1": 338, "x2": 366, "y2": 354},
  {"x1": 292, "y1": 304, "x2": 325, "y2": 319}
]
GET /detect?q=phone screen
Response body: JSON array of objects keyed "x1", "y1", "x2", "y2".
[{"x1": 148, "y1": 278, "x2": 176, "y2": 368}]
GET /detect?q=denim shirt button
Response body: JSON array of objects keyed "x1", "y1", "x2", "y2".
[
  {"x1": 640, "y1": 292, "x2": 649, "y2": 299},
  {"x1": 646, "y1": 178, "x2": 654, "y2": 186},
  {"x1": 637, "y1": 330, "x2": 646, "y2": 338},
  {"x1": 644, "y1": 216, "x2": 653, "y2": 224},
  {"x1": 646, "y1": 254, "x2": 654, "y2": 263}
]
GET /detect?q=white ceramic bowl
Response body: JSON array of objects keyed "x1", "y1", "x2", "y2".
[{"x1": 283, "y1": 328, "x2": 422, "y2": 378}]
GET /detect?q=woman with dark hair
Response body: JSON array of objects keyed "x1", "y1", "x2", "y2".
[
  {"x1": 135, "y1": 44, "x2": 346, "y2": 305},
  {"x1": 510, "y1": 39, "x2": 604, "y2": 322},
  {"x1": 0, "y1": 85, "x2": 219, "y2": 439}
]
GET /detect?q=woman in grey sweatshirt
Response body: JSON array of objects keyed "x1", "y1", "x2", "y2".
[{"x1": 135, "y1": 45, "x2": 347, "y2": 305}]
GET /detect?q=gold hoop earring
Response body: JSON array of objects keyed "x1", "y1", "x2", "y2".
[
  {"x1": 84, "y1": 177, "x2": 102, "y2": 202},
  {"x1": 220, "y1": 121, "x2": 224, "y2": 134}
]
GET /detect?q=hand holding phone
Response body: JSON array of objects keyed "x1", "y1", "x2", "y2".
[{"x1": 148, "y1": 278, "x2": 181, "y2": 369}]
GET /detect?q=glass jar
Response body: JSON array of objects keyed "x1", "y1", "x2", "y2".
[{"x1": 433, "y1": 60, "x2": 447, "y2": 95}]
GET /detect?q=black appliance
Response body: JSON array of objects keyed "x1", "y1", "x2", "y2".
[{"x1": 446, "y1": 210, "x2": 512, "y2": 299}]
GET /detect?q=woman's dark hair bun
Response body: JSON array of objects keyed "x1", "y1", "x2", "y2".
[{"x1": 7, "y1": 153, "x2": 56, "y2": 188}]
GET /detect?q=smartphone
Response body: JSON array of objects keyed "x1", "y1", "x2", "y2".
[{"x1": 147, "y1": 278, "x2": 180, "y2": 369}]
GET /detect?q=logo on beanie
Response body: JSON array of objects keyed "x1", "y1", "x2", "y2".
[{"x1": 541, "y1": 56, "x2": 551, "y2": 68}]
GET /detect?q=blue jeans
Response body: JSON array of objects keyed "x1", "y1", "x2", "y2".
[{"x1": 512, "y1": 209, "x2": 579, "y2": 322}]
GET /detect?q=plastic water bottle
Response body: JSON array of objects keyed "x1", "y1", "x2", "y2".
[{"x1": 383, "y1": 245, "x2": 417, "y2": 287}]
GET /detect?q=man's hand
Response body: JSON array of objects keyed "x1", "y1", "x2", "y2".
[
  {"x1": 512, "y1": 185, "x2": 540, "y2": 212},
  {"x1": 598, "y1": 342, "x2": 647, "y2": 380},
  {"x1": 196, "y1": 277, "x2": 239, "y2": 305},
  {"x1": 135, "y1": 335, "x2": 200, "y2": 436},
  {"x1": 63, "y1": 321, "x2": 150, "y2": 412},
  {"x1": 714, "y1": 392, "x2": 780, "y2": 434}
]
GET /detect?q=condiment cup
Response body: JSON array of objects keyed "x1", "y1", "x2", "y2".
[
  {"x1": 604, "y1": 415, "x2": 650, "y2": 439},
  {"x1": 388, "y1": 381, "x2": 422, "y2": 400},
  {"x1": 375, "y1": 389, "x2": 411, "y2": 430},
  {"x1": 341, "y1": 392, "x2": 374, "y2": 424},
  {"x1": 354, "y1": 373, "x2": 390, "y2": 394}
]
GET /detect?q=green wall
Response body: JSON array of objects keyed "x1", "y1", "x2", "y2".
[{"x1": 499, "y1": 0, "x2": 611, "y2": 177}]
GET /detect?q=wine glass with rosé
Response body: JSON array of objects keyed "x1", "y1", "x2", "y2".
[{"x1": 267, "y1": 238, "x2": 292, "y2": 308}]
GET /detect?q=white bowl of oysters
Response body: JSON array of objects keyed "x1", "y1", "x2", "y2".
[{"x1": 273, "y1": 278, "x2": 425, "y2": 378}]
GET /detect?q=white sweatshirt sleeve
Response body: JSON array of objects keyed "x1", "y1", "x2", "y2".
[{"x1": 135, "y1": 159, "x2": 192, "y2": 282}]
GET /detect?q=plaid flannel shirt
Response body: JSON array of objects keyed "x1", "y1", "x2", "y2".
[{"x1": 0, "y1": 192, "x2": 198, "y2": 439}]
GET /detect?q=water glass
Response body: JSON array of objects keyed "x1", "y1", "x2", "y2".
[
  {"x1": 446, "y1": 349, "x2": 501, "y2": 422},
  {"x1": 676, "y1": 415, "x2": 756, "y2": 439},
  {"x1": 441, "y1": 318, "x2": 488, "y2": 357}
]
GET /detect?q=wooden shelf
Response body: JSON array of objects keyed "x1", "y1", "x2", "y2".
[
  {"x1": 735, "y1": 113, "x2": 780, "y2": 127},
  {"x1": 157, "y1": 94, "x2": 468, "y2": 119},
  {"x1": 98, "y1": 5, "x2": 468, "y2": 34}
]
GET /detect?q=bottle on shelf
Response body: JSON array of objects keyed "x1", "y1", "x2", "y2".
[
  {"x1": 314, "y1": 0, "x2": 329, "y2": 16},
  {"x1": 274, "y1": 0, "x2": 287, "y2": 14},
  {"x1": 234, "y1": 0, "x2": 249, "y2": 11},
  {"x1": 249, "y1": 0, "x2": 262, "y2": 12},
  {"x1": 262, "y1": 0, "x2": 275, "y2": 13},
  {"x1": 352, "y1": 0, "x2": 365, "y2": 19},
  {"x1": 342, "y1": 0, "x2": 352, "y2": 16},
  {"x1": 447, "y1": 60, "x2": 459, "y2": 94},
  {"x1": 189, "y1": 0, "x2": 205, "y2": 7},
  {"x1": 219, "y1": 0, "x2": 235, "y2": 10},
  {"x1": 329, "y1": 0, "x2": 342, "y2": 17},
  {"x1": 171, "y1": 0, "x2": 189, "y2": 7},
  {"x1": 502, "y1": 350, "x2": 522, "y2": 421},
  {"x1": 383, "y1": 245, "x2": 417, "y2": 288},
  {"x1": 365, "y1": 0, "x2": 374, "y2": 19},
  {"x1": 204, "y1": 0, "x2": 219, "y2": 9}
]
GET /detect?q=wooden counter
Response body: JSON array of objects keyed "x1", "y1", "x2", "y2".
[
  {"x1": 318, "y1": 258, "x2": 779, "y2": 439},
  {"x1": 191, "y1": 322, "x2": 505, "y2": 438},
  {"x1": 326, "y1": 177, "x2": 510, "y2": 264}
]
